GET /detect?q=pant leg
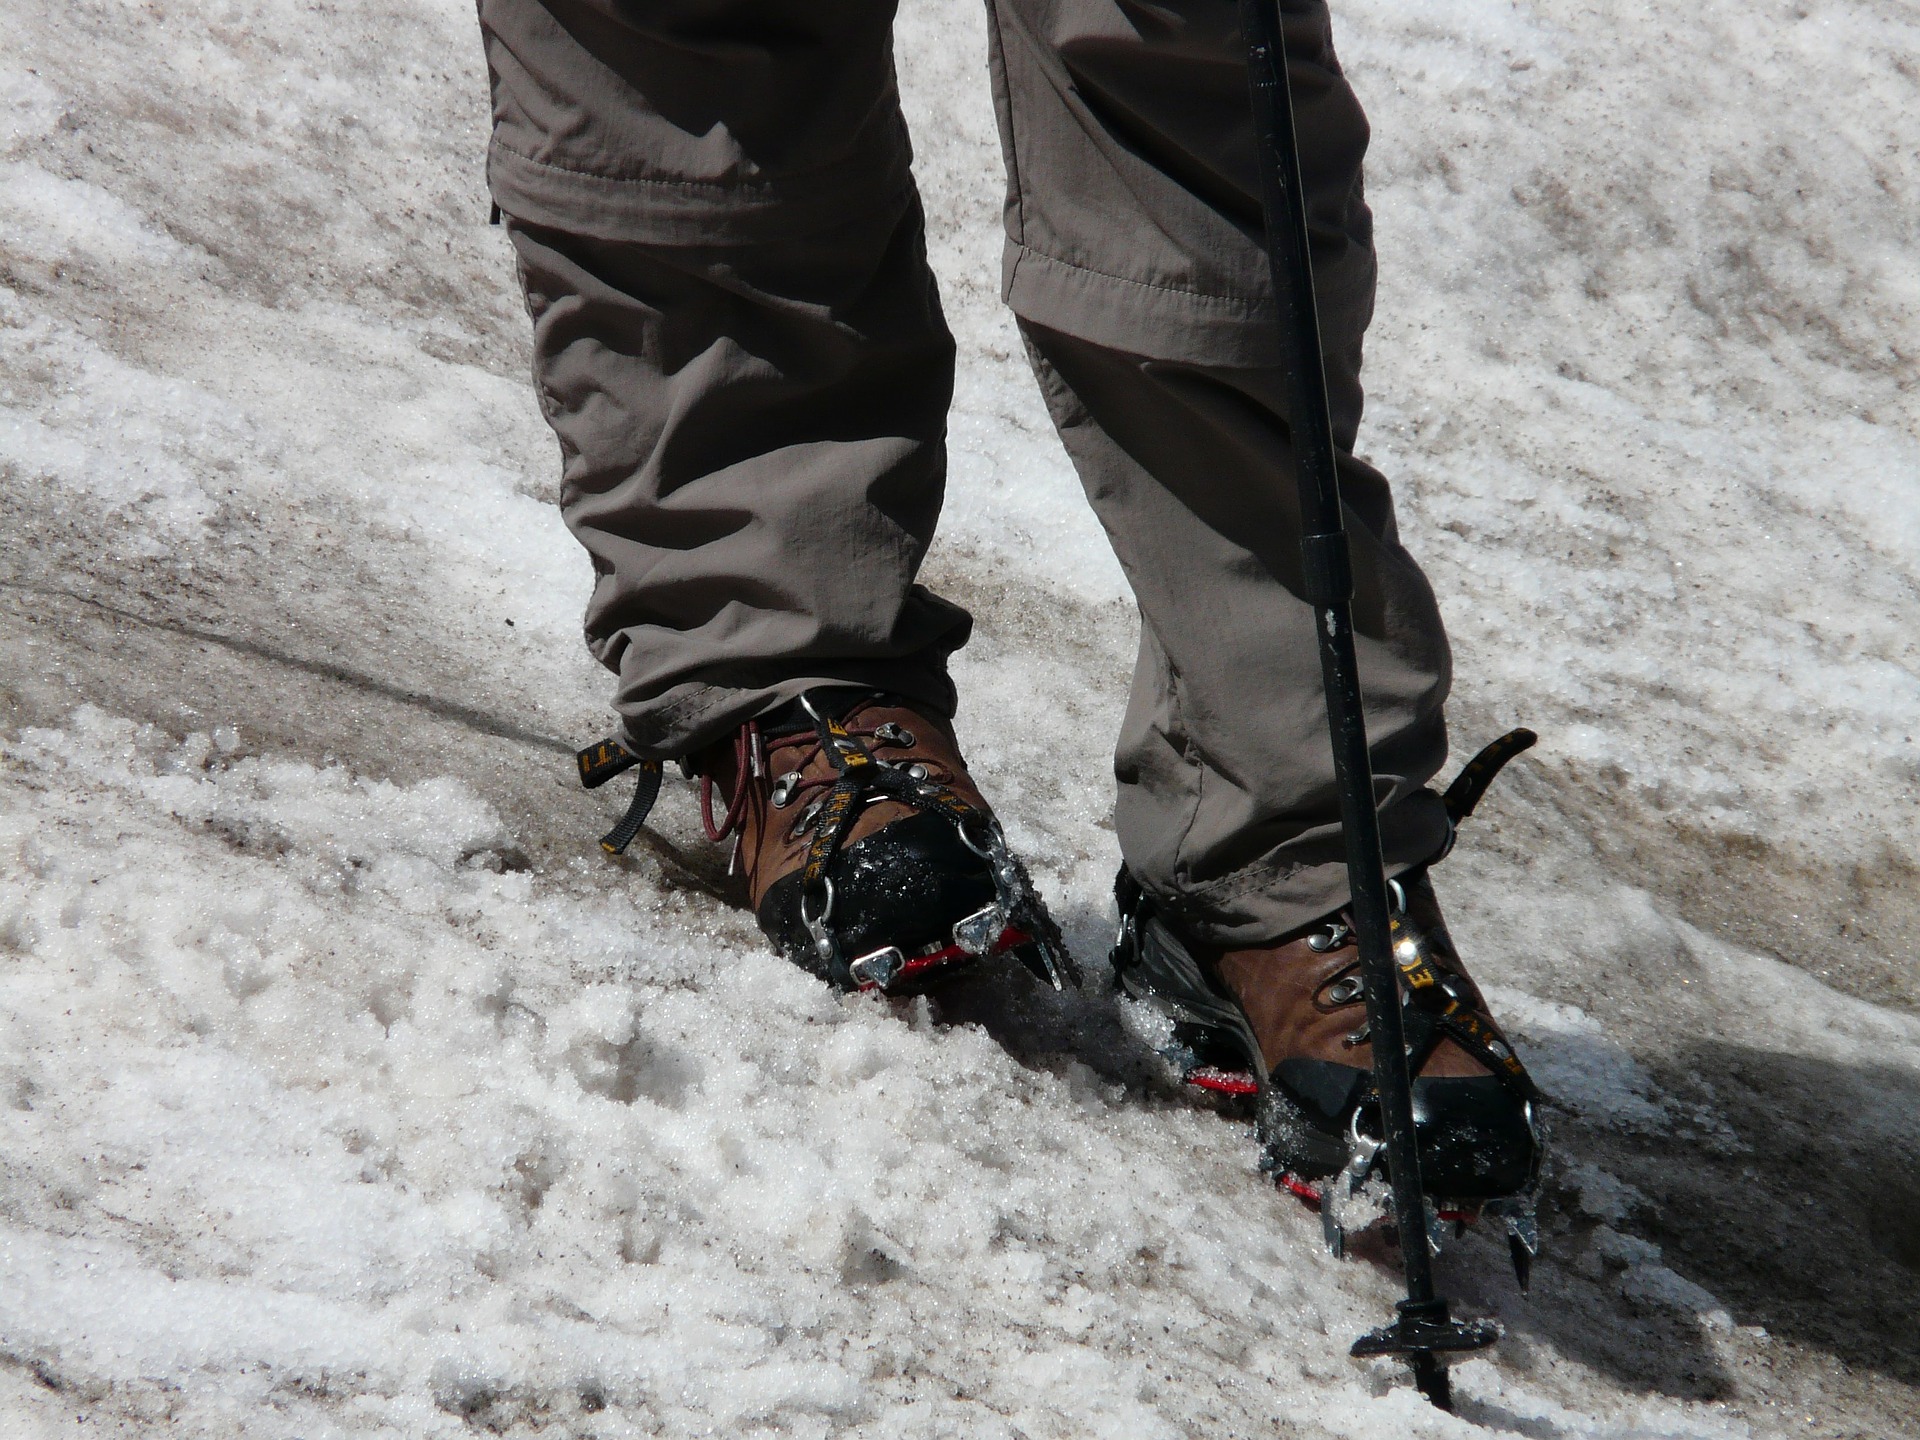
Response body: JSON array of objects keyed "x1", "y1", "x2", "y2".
[
  {"x1": 1024, "y1": 321, "x2": 1451, "y2": 945},
  {"x1": 989, "y1": 0, "x2": 1453, "y2": 945},
  {"x1": 479, "y1": 0, "x2": 971, "y2": 758}
]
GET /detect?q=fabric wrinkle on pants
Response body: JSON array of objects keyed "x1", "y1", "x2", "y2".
[
  {"x1": 1019, "y1": 320, "x2": 1450, "y2": 944},
  {"x1": 984, "y1": 0, "x2": 1377, "y2": 368},
  {"x1": 481, "y1": 0, "x2": 917, "y2": 246},
  {"x1": 476, "y1": 0, "x2": 1456, "y2": 944},
  {"x1": 506, "y1": 197, "x2": 974, "y2": 759}
]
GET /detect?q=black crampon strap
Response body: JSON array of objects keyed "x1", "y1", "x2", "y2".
[
  {"x1": 1390, "y1": 1002, "x2": 1540, "y2": 1105},
  {"x1": 797, "y1": 712, "x2": 883, "y2": 894},
  {"x1": 576, "y1": 737, "x2": 663, "y2": 856},
  {"x1": 1382, "y1": 728, "x2": 1544, "y2": 1103},
  {"x1": 1441, "y1": 728, "x2": 1537, "y2": 825},
  {"x1": 1383, "y1": 904, "x2": 1540, "y2": 1103}
]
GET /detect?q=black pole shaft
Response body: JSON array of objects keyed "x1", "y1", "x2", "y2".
[{"x1": 1236, "y1": 0, "x2": 1451, "y2": 1408}]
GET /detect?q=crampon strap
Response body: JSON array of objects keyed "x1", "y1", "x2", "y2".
[
  {"x1": 1366, "y1": 729, "x2": 1544, "y2": 1104},
  {"x1": 575, "y1": 738, "x2": 663, "y2": 856},
  {"x1": 575, "y1": 704, "x2": 1077, "y2": 993},
  {"x1": 1389, "y1": 930, "x2": 1540, "y2": 1104},
  {"x1": 1311, "y1": 730, "x2": 1544, "y2": 1115},
  {"x1": 1441, "y1": 728, "x2": 1536, "y2": 825}
]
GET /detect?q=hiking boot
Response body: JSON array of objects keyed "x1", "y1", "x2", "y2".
[
  {"x1": 1114, "y1": 866, "x2": 1540, "y2": 1202},
  {"x1": 1110, "y1": 731, "x2": 1549, "y2": 1253},
  {"x1": 690, "y1": 690, "x2": 1074, "y2": 994}
]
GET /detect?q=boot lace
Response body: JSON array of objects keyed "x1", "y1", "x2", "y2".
[{"x1": 698, "y1": 710, "x2": 953, "y2": 845}]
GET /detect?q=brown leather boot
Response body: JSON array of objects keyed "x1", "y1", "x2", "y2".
[
  {"x1": 1113, "y1": 870, "x2": 1539, "y2": 1209},
  {"x1": 689, "y1": 690, "x2": 1072, "y2": 993}
]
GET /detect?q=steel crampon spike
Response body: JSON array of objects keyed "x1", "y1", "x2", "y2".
[
  {"x1": 1321, "y1": 1114, "x2": 1384, "y2": 1257},
  {"x1": 960, "y1": 819, "x2": 1076, "y2": 990},
  {"x1": 1484, "y1": 1192, "x2": 1541, "y2": 1292},
  {"x1": 1483, "y1": 1105, "x2": 1547, "y2": 1290},
  {"x1": 1321, "y1": 1194, "x2": 1347, "y2": 1260}
]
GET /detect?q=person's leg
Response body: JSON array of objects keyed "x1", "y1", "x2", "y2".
[
  {"x1": 478, "y1": 1, "x2": 1070, "y2": 994},
  {"x1": 985, "y1": 0, "x2": 1451, "y2": 945},
  {"x1": 1022, "y1": 323, "x2": 1451, "y2": 946},
  {"x1": 479, "y1": 0, "x2": 970, "y2": 760},
  {"x1": 992, "y1": 0, "x2": 1539, "y2": 1206}
]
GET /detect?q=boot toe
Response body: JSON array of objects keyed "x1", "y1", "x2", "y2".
[
  {"x1": 759, "y1": 811, "x2": 998, "y2": 979},
  {"x1": 1409, "y1": 1074, "x2": 1539, "y2": 1199},
  {"x1": 1265, "y1": 1061, "x2": 1537, "y2": 1199}
]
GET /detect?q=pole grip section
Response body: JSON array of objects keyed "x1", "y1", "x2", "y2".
[{"x1": 1300, "y1": 531, "x2": 1353, "y2": 607}]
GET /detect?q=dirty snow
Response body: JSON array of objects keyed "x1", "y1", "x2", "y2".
[{"x1": 1, "y1": 0, "x2": 1917, "y2": 1436}]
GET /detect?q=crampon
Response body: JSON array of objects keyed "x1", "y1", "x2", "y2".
[
  {"x1": 1112, "y1": 730, "x2": 1546, "y2": 1289},
  {"x1": 578, "y1": 691, "x2": 1077, "y2": 997}
]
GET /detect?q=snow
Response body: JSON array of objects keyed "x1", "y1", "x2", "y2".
[
  {"x1": 2, "y1": 0, "x2": 1918, "y2": 1436},
  {"x1": 0, "y1": 710, "x2": 1506, "y2": 1436}
]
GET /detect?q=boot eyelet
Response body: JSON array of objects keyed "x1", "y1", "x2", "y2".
[
  {"x1": 1326, "y1": 975, "x2": 1364, "y2": 1005},
  {"x1": 787, "y1": 798, "x2": 824, "y2": 839},
  {"x1": 1306, "y1": 922, "x2": 1351, "y2": 953},
  {"x1": 770, "y1": 772, "x2": 802, "y2": 808},
  {"x1": 874, "y1": 722, "x2": 915, "y2": 748}
]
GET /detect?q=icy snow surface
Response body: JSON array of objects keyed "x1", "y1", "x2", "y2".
[{"x1": 2, "y1": 0, "x2": 1918, "y2": 1436}]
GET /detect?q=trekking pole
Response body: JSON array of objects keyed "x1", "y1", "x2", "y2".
[{"x1": 1236, "y1": 0, "x2": 1499, "y2": 1410}]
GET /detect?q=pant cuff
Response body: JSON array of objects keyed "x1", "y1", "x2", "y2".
[
  {"x1": 1137, "y1": 786, "x2": 1454, "y2": 948},
  {"x1": 611, "y1": 660, "x2": 963, "y2": 763},
  {"x1": 1001, "y1": 239, "x2": 1376, "y2": 371}
]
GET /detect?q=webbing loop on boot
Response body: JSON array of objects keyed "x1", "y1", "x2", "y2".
[{"x1": 575, "y1": 736, "x2": 663, "y2": 855}]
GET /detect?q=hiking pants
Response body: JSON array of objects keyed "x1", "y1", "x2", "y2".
[{"x1": 477, "y1": 0, "x2": 1453, "y2": 945}]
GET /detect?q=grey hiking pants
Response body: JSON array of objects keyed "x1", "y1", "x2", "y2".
[{"x1": 478, "y1": 0, "x2": 1453, "y2": 944}]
